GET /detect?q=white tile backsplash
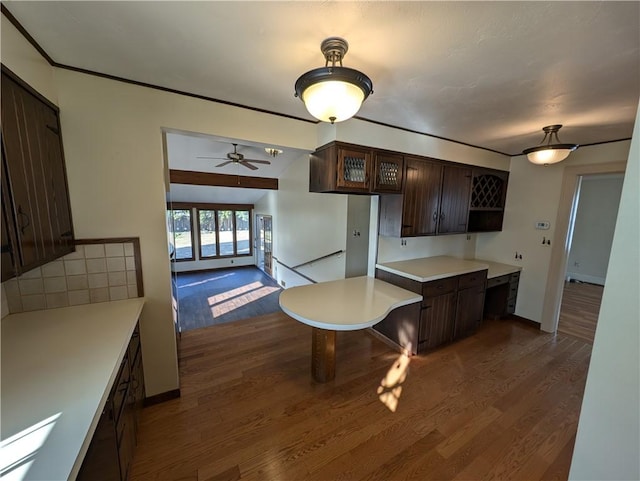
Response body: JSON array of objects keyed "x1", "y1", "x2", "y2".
[
  {"x1": 108, "y1": 271, "x2": 126, "y2": 286},
  {"x1": 86, "y1": 258, "x2": 107, "y2": 273},
  {"x1": 67, "y1": 275, "x2": 89, "y2": 291},
  {"x1": 64, "y1": 259, "x2": 87, "y2": 275},
  {"x1": 19, "y1": 278, "x2": 44, "y2": 296},
  {"x1": 68, "y1": 289, "x2": 90, "y2": 306},
  {"x1": 42, "y1": 261, "x2": 65, "y2": 277},
  {"x1": 46, "y1": 292, "x2": 69, "y2": 309},
  {"x1": 2, "y1": 239, "x2": 142, "y2": 314},
  {"x1": 106, "y1": 257, "x2": 125, "y2": 272},
  {"x1": 22, "y1": 294, "x2": 46, "y2": 311},
  {"x1": 105, "y1": 243, "x2": 124, "y2": 257},
  {"x1": 84, "y1": 244, "x2": 105, "y2": 259},
  {"x1": 90, "y1": 287, "x2": 109, "y2": 303},
  {"x1": 44, "y1": 277, "x2": 67, "y2": 293},
  {"x1": 88, "y1": 273, "x2": 108, "y2": 289},
  {"x1": 109, "y1": 286, "x2": 129, "y2": 301}
]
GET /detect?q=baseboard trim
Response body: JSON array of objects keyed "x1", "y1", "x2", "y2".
[
  {"x1": 508, "y1": 314, "x2": 541, "y2": 329},
  {"x1": 144, "y1": 388, "x2": 181, "y2": 407}
]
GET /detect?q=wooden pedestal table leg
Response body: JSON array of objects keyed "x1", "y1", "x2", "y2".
[{"x1": 311, "y1": 328, "x2": 336, "y2": 382}]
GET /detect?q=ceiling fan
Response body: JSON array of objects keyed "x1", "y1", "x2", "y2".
[{"x1": 197, "y1": 143, "x2": 271, "y2": 171}]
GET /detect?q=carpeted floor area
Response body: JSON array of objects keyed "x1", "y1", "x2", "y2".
[{"x1": 175, "y1": 266, "x2": 282, "y2": 332}]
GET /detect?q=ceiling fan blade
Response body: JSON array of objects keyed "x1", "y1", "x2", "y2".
[
  {"x1": 244, "y1": 159, "x2": 271, "y2": 165},
  {"x1": 215, "y1": 161, "x2": 234, "y2": 167},
  {"x1": 240, "y1": 161, "x2": 258, "y2": 171},
  {"x1": 197, "y1": 156, "x2": 227, "y2": 160}
]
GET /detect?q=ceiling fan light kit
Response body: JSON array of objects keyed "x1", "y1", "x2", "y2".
[
  {"x1": 265, "y1": 147, "x2": 283, "y2": 157},
  {"x1": 295, "y1": 37, "x2": 373, "y2": 124},
  {"x1": 523, "y1": 124, "x2": 579, "y2": 165}
]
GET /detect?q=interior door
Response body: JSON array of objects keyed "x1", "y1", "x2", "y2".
[{"x1": 263, "y1": 215, "x2": 273, "y2": 277}]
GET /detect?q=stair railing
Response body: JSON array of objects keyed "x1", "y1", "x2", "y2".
[{"x1": 273, "y1": 249, "x2": 345, "y2": 284}]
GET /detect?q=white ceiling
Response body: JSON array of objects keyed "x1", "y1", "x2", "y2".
[{"x1": 4, "y1": 1, "x2": 640, "y2": 203}]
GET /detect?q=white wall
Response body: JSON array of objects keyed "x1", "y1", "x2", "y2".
[
  {"x1": 377, "y1": 233, "x2": 477, "y2": 264},
  {"x1": 566, "y1": 175, "x2": 623, "y2": 285},
  {"x1": 254, "y1": 153, "x2": 349, "y2": 287},
  {"x1": 476, "y1": 140, "x2": 631, "y2": 323},
  {"x1": 0, "y1": 15, "x2": 58, "y2": 104},
  {"x1": 569, "y1": 103, "x2": 640, "y2": 481}
]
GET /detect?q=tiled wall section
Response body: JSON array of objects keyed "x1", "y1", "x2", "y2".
[{"x1": 3, "y1": 240, "x2": 142, "y2": 314}]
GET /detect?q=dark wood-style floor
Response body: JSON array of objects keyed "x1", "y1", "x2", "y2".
[
  {"x1": 557, "y1": 281, "x2": 604, "y2": 343},
  {"x1": 176, "y1": 267, "x2": 282, "y2": 331},
  {"x1": 130, "y1": 314, "x2": 591, "y2": 481}
]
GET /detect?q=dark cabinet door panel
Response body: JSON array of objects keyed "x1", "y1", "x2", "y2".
[
  {"x1": 420, "y1": 292, "x2": 457, "y2": 349},
  {"x1": 454, "y1": 286, "x2": 485, "y2": 339},
  {"x1": 402, "y1": 157, "x2": 442, "y2": 236},
  {"x1": 438, "y1": 165, "x2": 472, "y2": 234},
  {"x1": 1, "y1": 68, "x2": 74, "y2": 280}
]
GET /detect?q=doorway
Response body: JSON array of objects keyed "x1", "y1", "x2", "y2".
[
  {"x1": 556, "y1": 174, "x2": 624, "y2": 341},
  {"x1": 541, "y1": 162, "x2": 626, "y2": 333},
  {"x1": 256, "y1": 214, "x2": 273, "y2": 277}
]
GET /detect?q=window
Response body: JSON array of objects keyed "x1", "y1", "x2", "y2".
[
  {"x1": 168, "y1": 203, "x2": 253, "y2": 261},
  {"x1": 167, "y1": 209, "x2": 194, "y2": 261},
  {"x1": 198, "y1": 210, "x2": 217, "y2": 258},
  {"x1": 218, "y1": 210, "x2": 234, "y2": 256},
  {"x1": 235, "y1": 210, "x2": 250, "y2": 255}
]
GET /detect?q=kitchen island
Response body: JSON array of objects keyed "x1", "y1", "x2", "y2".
[
  {"x1": 1, "y1": 298, "x2": 145, "y2": 481},
  {"x1": 279, "y1": 276, "x2": 422, "y2": 382}
]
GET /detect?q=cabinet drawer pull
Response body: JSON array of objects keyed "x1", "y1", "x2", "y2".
[
  {"x1": 432, "y1": 211, "x2": 438, "y2": 222},
  {"x1": 60, "y1": 230, "x2": 73, "y2": 238}
]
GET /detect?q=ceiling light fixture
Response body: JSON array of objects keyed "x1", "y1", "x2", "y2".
[
  {"x1": 523, "y1": 124, "x2": 579, "y2": 165},
  {"x1": 264, "y1": 147, "x2": 283, "y2": 157},
  {"x1": 294, "y1": 37, "x2": 373, "y2": 124}
]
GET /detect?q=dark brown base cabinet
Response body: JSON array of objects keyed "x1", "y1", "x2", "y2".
[
  {"x1": 78, "y1": 324, "x2": 145, "y2": 481},
  {"x1": 374, "y1": 269, "x2": 487, "y2": 354}
]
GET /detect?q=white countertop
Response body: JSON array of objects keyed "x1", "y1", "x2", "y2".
[
  {"x1": 376, "y1": 256, "x2": 521, "y2": 282},
  {"x1": 1, "y1": 298, "x2": 145, "y2": 481},
  {"x1": 279, "y1": 276, "x2": 422, "y2": 331}
]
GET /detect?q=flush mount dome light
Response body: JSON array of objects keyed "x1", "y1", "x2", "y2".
[
  {"x1": 294, "y1": 37, "x2": 373, "y2": 124},
  {"x1": 523, "y1": 124, "x2": 579, "y2": 165}
]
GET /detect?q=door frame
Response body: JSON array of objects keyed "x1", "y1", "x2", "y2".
[{"x1": 541, "y1": 161, "x2": 626, "y2": 333}]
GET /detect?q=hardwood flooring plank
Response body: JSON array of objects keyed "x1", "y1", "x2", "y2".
[{"x1": 130, "y1": 314, "x2": 592, "y2": 481}]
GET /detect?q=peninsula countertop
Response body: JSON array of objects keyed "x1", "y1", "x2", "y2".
[
  {"x1": 1, "y1": 298, "x2": 145, "y2": 481},
  {"x1": 375, "y1": 256, "x2": 521, "y2": 283},
  {"x1": 279, "y1": 276, "x2": 422, "y2": 330}
]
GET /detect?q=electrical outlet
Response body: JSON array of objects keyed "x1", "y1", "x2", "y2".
[{"x1": 280, "y1": 280, "x2": 286, "y2": 287}]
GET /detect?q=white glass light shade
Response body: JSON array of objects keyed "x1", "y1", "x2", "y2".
[
  {"x1": 526, "y1": 148, "x2": 573, "y2": 165},
  {"x1": 301, "y1": 80, "x2": 366, "y2": 123}
]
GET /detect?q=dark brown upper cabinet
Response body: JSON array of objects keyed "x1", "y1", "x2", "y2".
[
  {"x1": 379, "y1": 156, "x2": 442, "y2": 237},
  {"x1": 309, "y1": 141, "x2": 404, "y2": 194},
  {"x1": 438, "y1": 165, "x2": 472, "y2": 234},
  {"x1": 467, "y1": 168, "x2": 509, "y2": 232},
  {"x1": 372, "y1": 151, "x2": 404, "y2": 193},
  {"x1": 379, "y1": 160, "x2": 472, "y2": 237},
  {"x1": 1, "y1": 66, "x2": 74, "y2": 281},
  {"x1": 310, "y1": 142, "x2": 372, "y2": 193}
]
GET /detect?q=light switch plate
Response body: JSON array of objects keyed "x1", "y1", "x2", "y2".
[{"x1": 535, "y1": 221, "x2": 550, "y2": 230}]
